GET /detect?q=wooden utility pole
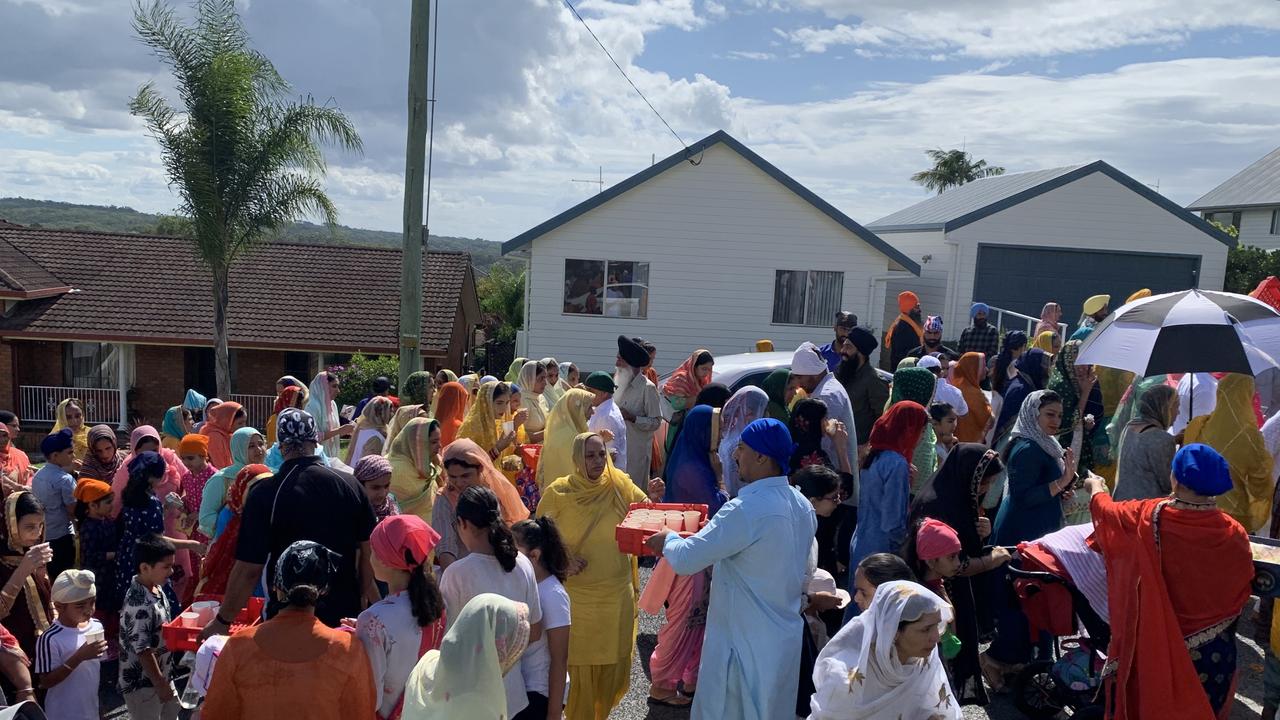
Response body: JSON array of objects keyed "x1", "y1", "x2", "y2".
[{"x1": 398, "y1": 0, "x2": 430, "y2": 389}]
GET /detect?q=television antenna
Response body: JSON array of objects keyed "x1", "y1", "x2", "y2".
[{"x1": 572, "y1": 166, "x2": 604, "y2": 194}]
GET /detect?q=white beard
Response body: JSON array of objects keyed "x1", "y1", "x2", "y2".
[{"x1": 614, "y1": 365, "x2": 636, "y2": 397}]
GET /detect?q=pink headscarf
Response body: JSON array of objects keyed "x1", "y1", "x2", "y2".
[
  {"x1": 370, "y1": 514, "x2": 440, "y2": 571},
  {"x1": 109, "y1": 425, "x2": 184, "y2": 518},
  {"x1": 916, "y1": 517, "x2": 962, "y2": 561}
]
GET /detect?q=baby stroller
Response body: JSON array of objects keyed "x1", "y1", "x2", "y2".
[{"x1": 1006, "y1": 539, "x2": 1110, "y2": 719}]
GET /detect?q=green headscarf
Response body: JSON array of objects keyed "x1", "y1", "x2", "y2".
[
  {"x1": 404, "y1": 371, "x2": 434, "y2": 405},
  {"x1": 890, "y1": 367, "x2": 936, "y2": 407},
  {"x1": 762, "y1": 369, "x2": 792, "y2": 422},
  {"x1": 505, "y1": 358, "x2": 528, "y2": 383}
]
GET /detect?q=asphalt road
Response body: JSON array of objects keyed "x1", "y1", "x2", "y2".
[{"x1": 95, "y1": 566, "x2": 1271, "y2": 719}]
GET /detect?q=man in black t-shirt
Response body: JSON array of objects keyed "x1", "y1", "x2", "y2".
[{"x1": 201, "y1": 408, "x2": 377, "y2": 636}]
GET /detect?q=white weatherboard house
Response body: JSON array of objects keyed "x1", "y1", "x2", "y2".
[
  {"x1": 867, "y1": 163, "x2": 1235, "y2": 337},
  {"x1": 502, "y1": 130, "x2": 921, "y2": 373},
  {"x1": 1189, "y1": 146, "x2": 1280, "y2": 250}
]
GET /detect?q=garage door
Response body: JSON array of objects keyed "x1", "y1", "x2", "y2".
[{"x1": 973, "y1": 245, "x2": 1201, "y2": 319}]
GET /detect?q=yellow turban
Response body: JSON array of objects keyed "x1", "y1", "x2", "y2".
[{"x1": 1083, "y1": 294, "x2": 1110, "y2": 316}]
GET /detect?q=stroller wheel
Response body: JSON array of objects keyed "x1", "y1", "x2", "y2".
[{"x1": 1013, "y1": 661, "x2": 1065, "y2": 719}]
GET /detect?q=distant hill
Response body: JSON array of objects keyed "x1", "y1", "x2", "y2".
[{"x1": 0, "y1": 197, "x2": 512, "y2": 272}]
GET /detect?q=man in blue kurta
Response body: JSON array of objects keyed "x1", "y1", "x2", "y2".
[{"x1": 646, "y1": 418, "x2": 817, "y2": 720}]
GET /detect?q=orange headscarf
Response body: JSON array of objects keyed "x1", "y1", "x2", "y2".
[
  {"x1": 434, "y1": 382, "x2": 471, "y2": 448},
  {"x1": 662, "y1": 349, "x2": 713, "y2": 403},
  {"x1": 200, "y1": 401, "x2": 243, "y2": 468},
  {"x1": 439, "y1": 439, "x2": 529, "y2": 525},
  {"x1": 951, "y1": 352, "x2": 992, "y2": 443}
]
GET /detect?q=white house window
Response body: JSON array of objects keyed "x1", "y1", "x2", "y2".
[
  {"x1": 563, "y1": 259, "x2": 649, "y2": 319},
  {"x1": 64, "y1": 342, "x2": 118, "y2": 388},
  {"x1": 1270, "y1": 209, "x2": 1280, "y2": 235},
  {"x1": 772, "y1": 270, "x2": 844, "y2": 326}
]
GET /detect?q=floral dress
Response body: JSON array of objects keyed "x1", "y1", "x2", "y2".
[
  {"x1": 181, "y1": 465, "x2": 217, "y2": 544},
  {"x1": 115, "y1": 497, "x2": 179, "y2": 610}
]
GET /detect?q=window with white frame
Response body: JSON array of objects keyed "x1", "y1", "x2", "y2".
[
  {"x1": 562, "y1": 259, "x2": 649, "y2": 319},
  {"x1": 772, "y1": 270, "x2": 845, "y2": 326},
  {"x1": 1270, "y1": 209, "x2": 1280, "y2": 236}
]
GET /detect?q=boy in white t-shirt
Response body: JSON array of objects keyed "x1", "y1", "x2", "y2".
[
  {"x1": 35, "y1": 569, "x2": 108, "y2": 720},
  {"x1": 512, "y1": 517, "x2": 573, "y2": 720}
]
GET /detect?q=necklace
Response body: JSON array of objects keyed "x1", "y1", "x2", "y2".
[{"x1": 1170, "y1": 497, "x2": 1217, "y2": 510}]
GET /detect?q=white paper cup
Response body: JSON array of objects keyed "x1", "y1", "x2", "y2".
[
  {"x1": 641, "y1": 519, "x2": 663, "y2": 531},
  {"x1": 180, "y1": 612, "x2": 200, "y2": 628},
  {"x1": 502, "y1": 421, "x2": 514, "y2": 433},
  {"x1": 85, "y1": 629, "x2": 104, "y2": 645},
  {"x1": 663, "y1": 513, "x2": 683, "y2": 530},
  {"x1": 682, "y1": 511, "x2": 701, "y2": 532}
]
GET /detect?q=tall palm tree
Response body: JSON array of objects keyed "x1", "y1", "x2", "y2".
[
  {"x1": 130, "y1": 0, "x2": 362, "y2": 396},
  {"x1": 910, "y1": 148, "x2": 1005, "y2": 194}
]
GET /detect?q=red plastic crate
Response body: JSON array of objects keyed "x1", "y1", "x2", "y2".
[
  {"x1": 615, "y1": 502, "x2": 709, "y2": 556},
  {"x1": 161, "y1": 595, "x2": 265, "y2": 653},
  {"x1": 1251, "y1": 277, "x2": 1280, "y2": 313}
]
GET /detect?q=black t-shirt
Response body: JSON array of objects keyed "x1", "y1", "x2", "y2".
[{"x1": 236, "y1": 457, "x2": 376, "y2": 626}]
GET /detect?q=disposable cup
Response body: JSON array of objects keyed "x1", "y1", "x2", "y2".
[
  {"x1": 85, "y1": 629, "x2": 105, "y2": 645},
  {"x1": 663, "y1": 513, "x2": 683, "y2": 530},
  {"x1": 641, "y1": 519, "x2": 663, "y2": 531},
  {"x1": 180, "y1": 612, "x2": 200, "y2": 628},
  {"x1": 682, "y1": 511, "x2": 702, "y2": 532},
  {"x1": 502, "y1": 421, "x2": 514, "y2": 434}
]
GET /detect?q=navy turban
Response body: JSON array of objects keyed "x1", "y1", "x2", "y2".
[{"x1": 740, "y1": 418, "x2": 794, "y2": 473}]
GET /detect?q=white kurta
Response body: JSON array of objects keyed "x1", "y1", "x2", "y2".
[
  {"x1": 663, "y1": 476, "x2": 818, "y2": 720},
  {"x1": 616, "y1": 375, "x2": 661, "y2": 485},
  {"x1": 587, "y1": 397, "x2": 629, "y2": 473}
]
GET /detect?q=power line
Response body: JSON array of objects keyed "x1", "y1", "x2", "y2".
[{"x1": 561, "y1": 0, "x2": 688, "y2": 151}]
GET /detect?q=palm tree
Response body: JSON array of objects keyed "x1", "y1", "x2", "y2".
[
  {"x1": 130, "y1": 0, "x2": 362, "y2": 396},
  {"x1": 910, "y1": 148, "x2": 1005, "y2": 194}
]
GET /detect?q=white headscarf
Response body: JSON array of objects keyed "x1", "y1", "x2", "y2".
[
  {"x1": 518, "y1": 361, "x2": 549, "y2": 432},
  {"x1": 306, "y1": 371, "x2": 341, "y2": 459},
  {"x1": 1170, "y1": 372, "x2": 1217, "y2": 436},
  {"x1": 809, "y1": 581, "x2": 959, "y2": 720},
  {"x1": 540, "y1": 357, "x2": 567, "y2": 409},
  {"x1": 718, "y1": 386, "x2": 769, "y2": 497},
  {"x1": 1010, "y1": 389, "x2": 1065, "y2": 471}
]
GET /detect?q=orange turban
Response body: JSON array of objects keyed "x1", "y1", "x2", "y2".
[
  {"x1": 898, "y1": 291, "x2": 920, "y2": 313},
  {"x1": 73, "y1": 478, "x2": 112, "y2": 504},
  {"x1": 179, "y1": 433, "x2": 209, "y2": 457}
]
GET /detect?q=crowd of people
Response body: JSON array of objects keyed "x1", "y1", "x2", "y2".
[{"x1": 0, "y1": 286, "x2": 1274, "y2": 719}]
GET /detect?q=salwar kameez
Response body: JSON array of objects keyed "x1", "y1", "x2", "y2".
[{"x1": 638, "y1": 559, "x2": 709, "y2": 690}]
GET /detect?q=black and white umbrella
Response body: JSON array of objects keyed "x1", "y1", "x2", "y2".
[{"x1": 1076, "y1": 289, "x2": 1280, "y2": 376}]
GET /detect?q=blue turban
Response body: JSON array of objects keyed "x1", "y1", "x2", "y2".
[
  {"x1": 740, "y1": 418, "x2": 794, "y2": 473},
  {"x1": 40, "y1": 429, "x2": 73, "y2": 456},
  {"x1": 183, "y1": 389, "x2": 207, "y2": 412},
  {"x1": 1172, "y1": 443, "x2": 1232, "y2": 497},
  {"x1": 970, "y1": 302, "x2": 990, "y2": 319},
  {"x1": 127, "y1": 450, "x2": 167, "y2": 481}
]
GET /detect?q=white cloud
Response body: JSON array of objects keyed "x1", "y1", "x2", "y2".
[
  {"x1": 774, "y1": 0, "x2": 1280, "y2": 59},
  {"x1": 725, "y1": 50, "x2": 777, "y2": 61}
]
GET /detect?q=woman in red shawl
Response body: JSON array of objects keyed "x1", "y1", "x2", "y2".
[
  {"x1": 1083, "y1": 443, "x2": 1254, "y2": 719},
  {"x1": 201, "y1": 401, "x2": 246, "y2": 468},
  {"x1": 845, "y1": 401, "x2": 929, "y2": 614},
  {"x1": 197, "y1": 463, "x2": 273, "y2": 597},
  {"x1": 661, "y1": 350, "x2": 714, "y2": 453}
]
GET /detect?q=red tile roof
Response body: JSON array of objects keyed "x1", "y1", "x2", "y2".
[
  {"x1": 0, "y1": 225, "x2": 476, "y2": 355},
  {"x1": 0, "y1": 236, "x2": 72, "y2": 299}
]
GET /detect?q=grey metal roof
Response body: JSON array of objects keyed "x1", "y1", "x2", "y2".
[
  {"x1": 868, "y1": 165, "x2": 1084, "y2": 231},
  {"x1": 1188, "y1": 146, "x2": 1280, "y2": 211},
  {"x1": 502, "y1": 130, "x2": 921, "y2": 275}
]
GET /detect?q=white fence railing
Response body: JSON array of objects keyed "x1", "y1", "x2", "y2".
[
  {"x1": 19, "y1": 386, "x2": 124, "y2": 428},
  {"x1": 230, "y1": 394, "x2": 276, "y2": 432},
  {"x1": 988, "y1": 306, "x2": 1070, "y2": 341}
]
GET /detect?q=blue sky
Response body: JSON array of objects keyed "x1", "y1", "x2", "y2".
[{"x1": 3, "y1": 0, "x2": 1280, "y2": 242}]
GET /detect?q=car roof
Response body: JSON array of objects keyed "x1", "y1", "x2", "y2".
[{"x1": 710, "y1": 351, "x2": 795, "y2": 376}]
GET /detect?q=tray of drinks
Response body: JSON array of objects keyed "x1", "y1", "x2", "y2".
[{"x1": 615, "y1": 502, "x2": 708, "y2": 556}]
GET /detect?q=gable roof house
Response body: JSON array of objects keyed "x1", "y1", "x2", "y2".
[
  {"x1": 0, "y1": 224, "x2": 480, "y2": 432},
  {"x1": 868, "y1": 161, "x2": 1234, "y2": 338},
  {"x1": 502, "y1": 129, "x2": 920, "y2": 372},
  {"x1": 1188, "y1": 146, "x2": 1280, "y2": 251}
]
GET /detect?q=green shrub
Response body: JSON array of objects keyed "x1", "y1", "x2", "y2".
[{"x1": 329, "y1": 352, "x2": 399, "y2": 409}]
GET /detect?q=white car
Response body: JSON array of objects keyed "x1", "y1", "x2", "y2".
[{"x1": 663, "y1": 351, "x2": 892, "y2": 395}]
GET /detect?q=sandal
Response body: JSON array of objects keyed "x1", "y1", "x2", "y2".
[
  {"x1": 979, "y1": 653, "x2": 1011, "y2": 693},
  {"x1": 648, "y1": 691, "x2": 693, "y2": 708}
]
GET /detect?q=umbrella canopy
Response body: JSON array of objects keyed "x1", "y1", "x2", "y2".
[{"x1": 1076, "y1": 289, "x2": 1280, "y2": 376}]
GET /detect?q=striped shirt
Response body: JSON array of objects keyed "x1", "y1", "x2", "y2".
[
  {"x1": 1037, "y1": 523, "x2": 1109, "y2": 623},
  {"x1": 35, "y1": 619, "x2": 102, "y2": 720}
]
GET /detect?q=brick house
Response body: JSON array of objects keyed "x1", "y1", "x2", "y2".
[{"x1": 0, "y1": 223, "x2": 481, "y2": 446}]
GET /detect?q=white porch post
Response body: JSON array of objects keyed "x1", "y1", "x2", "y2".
[{"x1": 116, "y1": 343, "x2": 130, "y2": 431}]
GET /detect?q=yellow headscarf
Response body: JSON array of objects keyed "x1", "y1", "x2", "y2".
[
  {"x1": 51, "y1": 398, "x2": 89, "y2": 461},
  {"x1": 457, "y1": 381, "x2": 503, "y2": 454},
  {"x1": 386, "y1": 417, "x2": 442, "y2": 524},
  {"x1": 1033, "y1": 330, "x2": 1059, "y2": 354},
  {"x1": 534, "y1": 389, "x2": 595, "y2": 490},
  {"x1": 1184, "y1": 373, "x2": 1274, "y2": 531}
]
